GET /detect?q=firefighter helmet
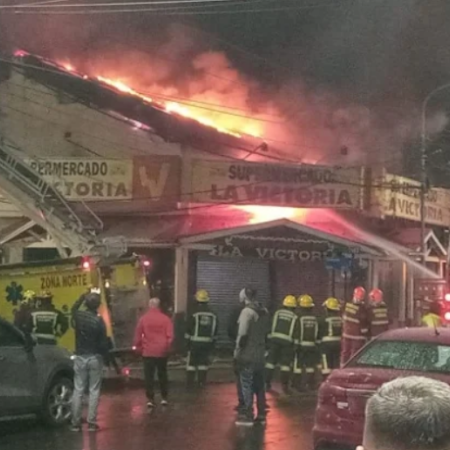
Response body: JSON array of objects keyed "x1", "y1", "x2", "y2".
[
  {"x1": 195, "y1": 289, "x2": 210, "y2": 303},
  {"x1": 353, "y1": 286, "x2": 366, "y2": 303},
  {"x1": 40, "y1": 290, "x2": 53, "y2": 299},
  {"x1": 323, "y1": 297, "x2": 340, "y2": 311},
  {"x1": 283, "y1": 295, "x2": 297, "y2": 308},
  {"x1": 21, "y1": 290, "x2": 36, "y2": 305},
  {"x1": 369, "y1": 288, "x2": 383, "y2": 304},
  {"x1": 298, "y1": 294, "x2": 314, "y2": 308}
]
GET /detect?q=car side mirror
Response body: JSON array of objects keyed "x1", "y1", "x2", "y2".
[{"x1": 24, "y1": 333, "x2": 36, "y2": 352}]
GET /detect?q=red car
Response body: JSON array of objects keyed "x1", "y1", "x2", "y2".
[{"x1": 313, "y1": 327, "x2": 450, "y2": 450}]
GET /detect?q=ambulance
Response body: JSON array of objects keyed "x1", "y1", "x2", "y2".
[{"x1": 0, "y1": 254, "x2": 150, "y2": 352}]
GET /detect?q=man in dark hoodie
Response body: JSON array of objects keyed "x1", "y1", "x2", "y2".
[{"x1": 234, "y1": 288, "x2": 270, "y2": 427}]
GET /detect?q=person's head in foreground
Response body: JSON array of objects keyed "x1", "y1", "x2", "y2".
[{"x1": 362, "y1": 376, "x2": 450, "y2": 450}]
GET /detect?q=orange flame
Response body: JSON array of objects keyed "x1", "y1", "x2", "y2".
[{"x1": 95, "y1": 76, "x2": 252, "y2": 138}]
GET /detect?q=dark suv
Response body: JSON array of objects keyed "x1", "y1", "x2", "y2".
[{"x1": 0, "y1": 317, "x2": 74, "y2": 425}]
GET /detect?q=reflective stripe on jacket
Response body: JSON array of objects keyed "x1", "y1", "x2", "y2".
[
  {"x1": 319, "y1": 315, "x2": 342, "y2": 343},
  {"x1": 342, "y1": 302, "x2": 368, "y2": 339},
  {"x1": 297, "y1": 313, "x2": 319, "y2": 347},
  {"x1": 185, "y1": 310, "x2": 218, "y2": 343},
  {"x1": 269, "y1": 308, "x2": 297, "y2": 343},
  {"x1": 422, "y1": 313, "x2": 442, "y2": 328},
  {"x1": 368, "y1": 304, "x2": 389, "y2": 337}
]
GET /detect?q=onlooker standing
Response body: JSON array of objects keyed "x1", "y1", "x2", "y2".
[
  {"x1": 234, "y1": 289, "x2": 270, "y2": 427},
  {"x1": 133, "y1": 297, "x2": 173, "y2": 408},
  {"x1": 228, "y1": 289, "x2": 248, "y2": 413},
  {"x1": 71, "y1": 291, "x2": 109, "y2": 432},
  {"x1": 361, "y1": 376, "x2": 450, "y2": 450}
]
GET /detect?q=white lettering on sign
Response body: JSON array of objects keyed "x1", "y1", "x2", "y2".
[
  {"x1": 25, "y1": 159, "x2": 133, "y2": 201},
  {"x1": 209, "y1": 184, "x2": 353, "y2": 206},
  {"x1": 210, "y1": 245, "x2": 326, "y2": 261},
  {"x1": 378, "y1": 174, "x2": 450, "y2": 226},
  {"x1": 190, "y1": 160, "x2": 361, "y2": 209}
]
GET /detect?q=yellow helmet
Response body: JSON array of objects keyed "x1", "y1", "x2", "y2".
[
  {"x1": 23, "y1": 290, "x2": 36, "y2": 300},
  {"x1": 283, "y1": 295, "x2": 297, "y2": 308},
  {"x1": 195, "y1": 289, "x2": 210, "y2": 303},
  {"x1": 323, "y1": 297, "x2": 340, "y2": 311},
  {"x1": 298, "y1": 294, "x2": 314, "y2": 308},
  {"x1": 21, "y1": 290, "x2": 35, "y2": 305}
]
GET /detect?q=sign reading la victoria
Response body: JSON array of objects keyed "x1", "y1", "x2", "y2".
[
  {"x1": 188, "y1": 160, "x2": 362, "y2": 209},
  {"x1": 374, "y1": 173, "x2": 450, "y2": 227}
]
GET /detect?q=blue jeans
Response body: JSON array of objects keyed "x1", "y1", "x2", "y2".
[
  {"x1": 234, "y1": 360, "x2": 244, "y2": 410},
  {"x1": 71, "y1": 355, "x2": 103, "y2": 426},
  {"x1": 239, "y1": 366, "x2": 266, "y2": 419}
]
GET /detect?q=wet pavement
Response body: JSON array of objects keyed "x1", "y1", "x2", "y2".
[{"x1": 0, "y1": 383, "x2": 317, "y2": 450}]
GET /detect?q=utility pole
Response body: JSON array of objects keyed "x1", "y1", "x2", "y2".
[{"x1": 420, "y1": 83, "x2": 450, "y2": 266}]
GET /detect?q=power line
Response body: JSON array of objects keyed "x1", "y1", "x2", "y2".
[
  {"x1": 1, "y1": 57, "x2": 408, "y2": 166},
  {"x1": 0, "y1": 57, "x2": 340, "y2": 155},
  {"x1": 7, "y1": 2, "x2": 345, "y2": 14},
  {"x1": 1, "y1": 65, "x2": 406, "y2": 166},
  {"x1": 0, "y1": 0, "x2": 241, "y2": 8}
]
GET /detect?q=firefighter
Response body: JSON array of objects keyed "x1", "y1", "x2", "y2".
[
  {"x1": 185, "y1": 289, "x2": 218, "y2": 387},
  {"x1": 421, "y1": 301, "x2": 443, "y2": 328},
  {"x1": 340, "y1": 286, "x2": 368, "y2": 366},
  {"x1": 367, "y1": 288, "x2": 389, "y2": 338},
  {"x1": 265, "y1": 295, "x2": 298, "y2": 393},
  {"x1": 14, "y1": 290, "x2": 36, "y2": 334},
  {"x1": 31, "y1": 290, "x2": 69, "y2": 345},
  {"x1": 318, "y1": 297, "x2": 342, "y2": 379},
  {"x1": 293, "y1": 294, "x2": 320, "y2": 391}
]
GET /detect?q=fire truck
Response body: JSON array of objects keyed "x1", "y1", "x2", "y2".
[
  {"x1": 0, "y1": 255, "x2": 150, "y2": 351},
  {"x1": 0, "y1": 136, "x2": 150, "y2": 352}
]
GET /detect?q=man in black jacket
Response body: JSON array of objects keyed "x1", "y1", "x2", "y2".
[{"x1": 70, "y1": 290, "x2": 109, "y2": 432}]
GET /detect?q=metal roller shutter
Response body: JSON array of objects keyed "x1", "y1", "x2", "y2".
[
  {"x1": 196, "y1": 255, "x2": 271, "y2": 346},
  {"x1": 273, "y1": 261, "x2": 330, "y2": 312}
]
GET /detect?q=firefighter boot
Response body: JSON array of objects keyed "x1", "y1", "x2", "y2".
[
  {"x1": 198, "y1": 370, "x2": 208, "y2": 387},
  {"x1": 293, "y1": 374, "x2": 305, "y2": 392},
  {"x1": 265, "y1": 369, "x2": 274, "y2": 391},
  {"x1": 280, "y1": 371, "x2": 291, "y2": 395},
  {"x1": 305, "y1": 372, "x2": 315, "y2": 391},
  {"x1": 186, "y1": 371, "x2": 196, "y2": 389}
]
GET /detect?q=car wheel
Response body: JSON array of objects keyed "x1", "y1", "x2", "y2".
[{"x1": 42, "y1": 377, "x2": 73, "y2": 426}]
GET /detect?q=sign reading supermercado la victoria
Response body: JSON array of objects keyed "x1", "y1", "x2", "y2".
[{"x1": 184, "y1": 159, "x2": 363, "y2": 208}]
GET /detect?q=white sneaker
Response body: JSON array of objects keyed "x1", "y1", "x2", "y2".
[
  {"x1": 161, "y1": 399, "x2": 168, "y2": 406},
  {"x1": 147, "y1": 401, "x2": 155, "y2": 408}
]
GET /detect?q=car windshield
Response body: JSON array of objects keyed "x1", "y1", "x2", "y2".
[{"x1": 349, "y1": 340, "x2": 450, "y2": 373}]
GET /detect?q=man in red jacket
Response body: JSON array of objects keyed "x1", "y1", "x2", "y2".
[{"x1": 133, "y1": 297, "x2": 174, "y2": 408}]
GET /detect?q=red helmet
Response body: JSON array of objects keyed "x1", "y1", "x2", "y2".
[
  {"x1": 353, "y1": 286, "x2": 366, "y2": 303},
  {"x1": 369, "y1": 288, "x2": 383, "y2": 304}
]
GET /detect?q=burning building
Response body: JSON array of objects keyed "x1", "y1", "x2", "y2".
[{"x1": 0, "y1": 51, "x2": 449, "y2": 346}]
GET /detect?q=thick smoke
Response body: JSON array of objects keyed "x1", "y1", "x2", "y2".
[{"x1": 0, "y1": 4, "x2": 448, "y2": 171}]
